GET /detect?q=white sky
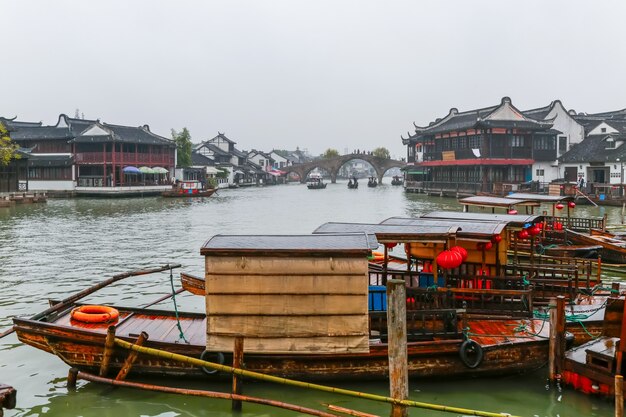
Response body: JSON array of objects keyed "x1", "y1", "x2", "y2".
[{"x1": 3, "y1": 1, "x2": 626, "y2": 158}]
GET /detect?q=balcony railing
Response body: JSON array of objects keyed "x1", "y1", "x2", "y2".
[{"x1": 75, "y1": 152, "x2": 174, "y2": 165}]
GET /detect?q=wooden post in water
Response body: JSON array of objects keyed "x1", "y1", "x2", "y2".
[
  {"x1": 67, "y1": 368, "x2": 78, "y2": 390},
  {"x1": 99, "y1": 326, "x2": 117, "y2": 377},
  {"x1": 115, "y1": 332, "x2": 148, "y2": 381},
  {"x1": 0, "y1": 383, "x2": 17, "y2": 415},
  {"x1": 386, "y1": 279, "x2": 408, "y2": 417},
  {"x1": 616, "y1": 375, "x2": 624, "y2": 417},
  {"x1": 549, "y1": 296, "x2": 566, "y2": 381},
  {"x1": 232, "y1": 336, "x2": 244, "y2": 411}
]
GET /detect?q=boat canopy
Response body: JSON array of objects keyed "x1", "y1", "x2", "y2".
[
  {"x1": 380, "y1": 217, "x2": 506, "y2": 242},
  {"x1": 421, "y1": 210, "x2": 543, "y2": 227},
  {"x1": 458, "y1": 195, "x2": 540, "y2": 209},
  {"x1": 201, "y1": 233, "x2": 375, "y2": 256},
  {"x1": 312, "y1": 222, "x2": 457, "y2": 243},
  {"x1": 507, "y1": 192, "x2": 575, "y2": 203}
]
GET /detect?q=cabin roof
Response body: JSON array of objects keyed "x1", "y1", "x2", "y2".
[
  {"x1": 422, "y1": 210, "x2": 542, "y2": 225},
  {"x1": 380, "y1": 217, "x2": 506, "y2": 239},
  {"x1": 507, "y1": 192, "x2": 575, "y2": 203},
  {"x1": 201, "y1": 233, "x2": 374, "y2": 256},
  {"x1": 313, "y1": 222, "x2": 457, "y2": 243},
  {"x1": 458, "y1": 195, "x2": 540, "y2": 208}
]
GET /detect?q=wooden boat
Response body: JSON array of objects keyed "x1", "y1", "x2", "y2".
[
  {"x1": 347, "y1": 178, "x2": 358, "y2": 189},
  {"x1": 306, "y1": 174, "x2": 326, "y2": 189},
  {"x1": 562, "y1": 294, "x2": 626, "y2": 397},
  {"x1": 162, "y1": 180, "x2": 216, "y2": 198},
  {"x1": 14, "y1": 233, "x2": 553, "y2": 382},
  {"x1": 391, "y1": 176, "x2": 403, "y2": 186},
  {"x1": 367, "y1": 177, "x2": 377, "y2": 187},
  {"x1": 542, "y1": 244, "x2": 602, "y2": 259},
  {"x1": 567, "y1": 229, "x2": 626, "y2": 264}
]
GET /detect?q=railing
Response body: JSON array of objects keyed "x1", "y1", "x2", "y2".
[
  {"x1": 369, "y1": 308, "x2": 463, "y2": 341},
  {"x1": 543, "y1": 215, "x2": 605, "y2": 232},
  {"x1": 75, "y1": 152, "x2": 174, "y2": 165}
]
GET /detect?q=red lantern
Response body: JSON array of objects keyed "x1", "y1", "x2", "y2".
[
  {"x1": 555, "y1": 222, "x2": 563, "y2": 231},
  {"x1": 508, "y1": 209, "x2": 518, "y2": 215},
  {"x1": 484, "y1": 241, "x2": 493, "y2": 250},
  {"x1": 385, "y1": 242, "x2": 397, "y2": 249},
  {"x1": 450, "y1": 246, "x2": 468, "y2": 261},
  {"x1": 528, "y1": 226, "x2": 541, "y2": 236},
  {"x1": 555, "y1": 203, "x2": 564, "y2": 210},
  {"x1": 517, "y1": 229, "x2": 530, "y2": 239},
  {"x1": 436, "y1": 250, "x2": 463, "y2": 270},
  {"x1": 537, "y1": 222, "x2": 544, "y2": 229},
  {"x1": 568, "y1": 201, "x2": 576, "y2": 209},
  {"x1": 491, "y1": 235, "x2": 502, "y2": 243}
]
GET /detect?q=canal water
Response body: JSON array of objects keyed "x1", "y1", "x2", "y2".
[{"x1": 0, "y1": 182, "x2": 622, "y2": 417}]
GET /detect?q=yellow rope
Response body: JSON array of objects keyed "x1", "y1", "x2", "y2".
[{"x1": 114, "y1": 338, "x2": 519, "y2": 417}]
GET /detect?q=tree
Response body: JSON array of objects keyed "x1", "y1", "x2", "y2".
[
  {"x1": 322, "y1": 148, "x2": 340, "y2": 159},
  {"x1": 372, "y1": 147, "x2": 390, "y2": 159},
  {"x1": 171, "y1": 128, "x2": 192, "y2": 168},
  {"x1": 0, "y1": 122, "x2": 19, "y2": 166}
]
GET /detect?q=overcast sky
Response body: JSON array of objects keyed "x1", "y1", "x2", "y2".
[{"x1": 3, "y1": 1, "x2": 626, "y2": 158}]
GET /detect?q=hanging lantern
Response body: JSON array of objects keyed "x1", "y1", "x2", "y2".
[
  {"x1": 517, "y1": 229, "x2": 530, "y2": 239},
  {"x1": 528, "y1": 226, "x2": 541, "y2": 236},
  {"x1": 537, "y1": 222, "x2": 544, "y2": 229},
  {"x1": 508, "y1": 209, "x2": 518, "y2": 215},
  {"x1": 484, "y1": 241, "x2": 493, "y2": 250},
  {"x1": 568, "y1": 201, "x2": 576, "y2": 209},
  {"x1": 555, "y1": 203, "x2": 564, "y2": 210},
  {"x1": 492, "y1": 235, "x2": 502, "y2": 244},
  {"x1": 450, "y1": 245, "x2": 468, "y2": 261},
  {"x1": 385, "y1": 242, "x2": 397, "y2": 249},
  {"x1": 555, "y1": 222, "x2": 563, "y2": 231},
  {"x1": 436, "y1": 250, "x2": 463, "y2": 270}
]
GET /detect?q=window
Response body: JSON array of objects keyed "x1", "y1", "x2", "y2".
[
  {"x1": 606, "y1": 138, "x2": 615, "y2": 149},
  {"x1": 558, "y1": 136, "x2": 567, "y2": 153},
  {"x1": 536, "y1": 169, "x2": 544, "y2": 176},
  {"x1": 511, "y1": 135, "x2": 525, "y2": 147},
  {"x1": 601, "y1": 127, "x2": 607, "y2": 133}
]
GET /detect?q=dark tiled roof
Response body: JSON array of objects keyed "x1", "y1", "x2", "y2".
[
  {"x1": 523, "y1": 104, "x2": 553, "y2": 120},
  {"x1": 70, "y1": 123, "x2": 174, "y2": 146},
  {"x1": 380, "y1": 217, "x2": 506, "y2": 237},
  {"x1": 10, "y1": 126, "x2": 73, "y2": 140},
  {"x1": 208, "y1": 133, "x2": 236, "y2": 144},
  {"x1": 198, "y1": 143, "x2": 230, "y2": 156},
  {"x1": 191, "y1": 151, "x2": 214, "y2": 165},
  {"x1": 410, "y1": 97, "x2": 553, "y2": 140},
  {"x1": 559, "y1": 135, "x2": 626, "y2": 163},
  {"x1": 231, "y1": 147, "x2": 247, "y2": 158},
  {"x1": 0, "y1": 117, "x2": 42, "y2": 129}
]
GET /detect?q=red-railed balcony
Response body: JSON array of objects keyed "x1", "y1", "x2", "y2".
[{"x1": 75, "y1": 152, "x2": 174, "y2": 165}]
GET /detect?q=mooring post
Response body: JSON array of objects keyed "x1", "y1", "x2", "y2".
[
  {"x1": 617, "y1": 375, "x2": 624, "y2": 417},
  {"x1": 232, "y1": 336, "x2": 245, "y2": 411},
  {"x1": 99, "y1": 326, "x2": 116, "y2": 377},
  {"x1": 67, "y1": 368, "x2": 79, "y2": 390},
  {"x1": 549, "y1": 296, "x2": 566, "y2": 381},
  {"x1": 386, "y1": 279, "x2": 408, "y2": 417}
]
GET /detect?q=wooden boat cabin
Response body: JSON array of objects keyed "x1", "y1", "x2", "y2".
[
  {"x1": 162, "y1": 180, "x2": 216, "y2": 197},
  {"x1": 458, "y1": 195, "x2": 541, "y2": 215},
  {"x1": 200, "y1": 233, "x2": 376, "y2": 354}
]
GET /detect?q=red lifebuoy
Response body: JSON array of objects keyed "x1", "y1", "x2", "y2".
[{"x1": 71, "y1": 305, "x2": 119, "y2": 324}]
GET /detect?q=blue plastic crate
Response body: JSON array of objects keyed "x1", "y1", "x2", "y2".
[{"x1": 368, "y1": 285, "x2": 387, "y2": 311}]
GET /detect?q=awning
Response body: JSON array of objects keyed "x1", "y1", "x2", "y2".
[
  {"x1": 123, "y1": 166, "x2": 140, "y2": 174},
  {"x1": 152, "y1": 166, "x2": 168, "y2": 174},
  {"x1": 139, "y1": 166, "x2": 156, "y2": 174}
]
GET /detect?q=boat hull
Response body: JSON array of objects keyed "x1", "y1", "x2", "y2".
[
  {"x1": 567, "y1": 229, "x2": 626, "y2": 264},
  {"x1": 13, "y1": 306, "x2": 550, "y2": 381},
  {"x1": 161, "y1": 189, "x2": 217, "y2": 198}
]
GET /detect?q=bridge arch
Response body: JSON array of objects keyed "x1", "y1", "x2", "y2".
[{"x1": 280, "y1": 154, "x2": 406, "y2": 184}]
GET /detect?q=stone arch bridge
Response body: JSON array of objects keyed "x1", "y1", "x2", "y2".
[{"x1": 281, "y1": 154, "x2": 406, "y2": 184}]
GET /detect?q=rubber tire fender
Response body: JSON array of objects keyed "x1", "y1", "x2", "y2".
[
  {"x1": 200, "y1": 350, "x2": 225, "y2": 376},
  {"x1": 459, "y1": 339, "x2": 484, "y2": 369}
]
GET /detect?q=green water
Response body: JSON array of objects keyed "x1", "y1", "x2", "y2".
[{"x1": 0, "y1": 183, "x2": 622, "y2": 416}]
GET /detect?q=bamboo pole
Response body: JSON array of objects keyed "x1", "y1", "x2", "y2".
[
  {"x1": 232, "y1": 336, "x2": 244, "y2": 411},
  {"x1": 386, "y1": 279, "x2": 408, "y2": 417},
  {"x1": 113, "y1": 338, "x2": 519, "y2": 417},
  {"x1": 326, "y1": 404, "x2": 380, "y2": 417},
  {"x1": 74, "y1": 370, "x2": 337, "y2": 417},
  {"x1": 0, "y1": 264, "x2": 182, "y2": 339},
  {"x1": 617, "y1": 375, "x2": 624, "y2": 417},
  {"x1": 99, "y1": 326, "x2": 117, "y2": 377},
  {"x1": 115, "y1": 332, "x2": 148, "y2": 381}
]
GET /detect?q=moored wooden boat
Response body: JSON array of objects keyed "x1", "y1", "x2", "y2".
[
  {"x1": 162, "y1": 180, "x2": 216, "y2": 198},
  {"x1": 567, "y1": 229, "x2": 626, "y2": 264}
]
